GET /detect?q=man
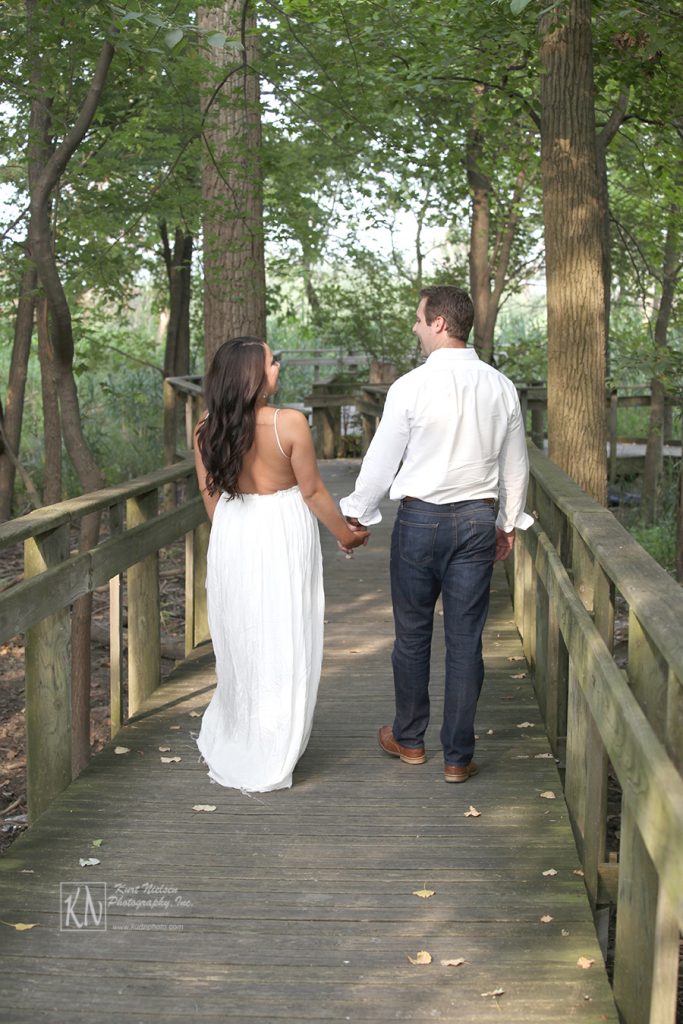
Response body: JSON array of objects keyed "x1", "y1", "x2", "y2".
[{"x1": 340, "y1": 286, "x2": 533, "y2": 783}]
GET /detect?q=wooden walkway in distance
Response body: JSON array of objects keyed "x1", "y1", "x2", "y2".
[{"x1": 0, "y1": 462, "x2": 617, "y2": 1023}]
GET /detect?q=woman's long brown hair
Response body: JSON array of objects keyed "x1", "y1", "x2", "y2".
[{"x1": 195, "y1": 337, "x2": 267, "y2": 499}]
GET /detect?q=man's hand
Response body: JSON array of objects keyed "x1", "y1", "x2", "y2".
[
  {"x1": 494, "y1": 527, "x2": 515, "y2": 562},
  {"x1": 344, "y1": 515, "x2": 369, "y2": 547}
]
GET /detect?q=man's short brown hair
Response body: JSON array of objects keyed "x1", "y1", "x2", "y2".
[{"x1": 420, "y1": 286, "x2": 474, "y2": 342}]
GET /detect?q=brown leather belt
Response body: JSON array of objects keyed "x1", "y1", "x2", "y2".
[{"x1": 403, "y1": 496, "x2": 495, "y2": 505}]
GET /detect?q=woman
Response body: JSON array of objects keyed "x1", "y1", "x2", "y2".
[{"x1": 193, "y1": 336, "x2": 369, "y2": 792}]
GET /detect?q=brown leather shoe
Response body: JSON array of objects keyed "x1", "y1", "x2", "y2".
[
  {"x1": 378, "y1": 725, "x2": 426, "y2": 764},
  {"x1": 444, "y1": 761, "x2": 479, "y2": 783}
]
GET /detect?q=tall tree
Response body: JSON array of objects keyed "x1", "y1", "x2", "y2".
[
  {"x1": 538, "y1": 0, "x2": 607, "y2": 504},
  {"x1": 199, "y1": 0, "x2": 266, "y2": 361}
]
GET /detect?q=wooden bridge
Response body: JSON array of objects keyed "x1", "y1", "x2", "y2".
[{"x1": 0, "y1": 454, "x2": 682, "y2": 1023}]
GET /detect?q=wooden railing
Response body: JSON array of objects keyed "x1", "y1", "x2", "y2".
[
  {"x1": 0, "y1": 460, "x2": 209, "y2": 823},
  {"x1": 510, "y1": 444, "x2": 683, "y2": 1024}
]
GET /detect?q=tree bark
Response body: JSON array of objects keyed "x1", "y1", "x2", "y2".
[
  {"x1": 0, "y1": 262, "x2": 38, "y2": 520},
  {"x1": 642, "y1": 209, "x2": 679, "y2": 524},
  {"x1": 24, "y1": 1, "x2": 114, "y2": 777},
  {"x1": 466, "y1": 127, "x2": 525, "y2": 365},
  {"x1": 36, "y1": 297, "x2": 62, "y2": 505},
  {"x1": 539, "y1": 0, "x2": 607, "y2": 505},
  {"x1": 199, "y1": 0, "x2": 267, "y2": 362},
  {"x1": 160, "y1": 222, "x2": 193, "y2": 377}
]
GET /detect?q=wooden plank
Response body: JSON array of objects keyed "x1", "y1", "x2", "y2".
[
  {"x1": 534, "y1": 529, "x2": 683, "y2": 924},
  {"x1": 24, "y1": 524, "x2": 72, "y2": 823},
  {"x1": 127, "y1": 490, "x2": 161, "y2": 715},
  {"x1": 0, "y1": 497, "x2": 204, "y2": 642},
  {"x1": 0, "y1": 459, "x2": 195, "y2": 549},
  {"x1": 0, "y1": 463, "x2": 618, "y2": 1023}
]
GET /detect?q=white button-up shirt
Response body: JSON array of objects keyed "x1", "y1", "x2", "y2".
[{"x1": 340, "y1": 348, "x2": 534, "y2": 532}]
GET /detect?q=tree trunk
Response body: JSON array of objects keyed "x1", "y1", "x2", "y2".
[
  {"x1": 160, "y1": 222, "x2": 193, "y2": 377},
  {"x1": 36, "y1": 297, "x2": 62, "y2": 505},
  {"x1": 25, "y1": 2, "x2": 114, "y2": 777},
  {"x1": 466, "y1": 125, "x2": 525, "y2": 366},
  {"x1": 0, "y1": 262, "x2": 38, "y2": 521},
  {"x1": 539, "y1": 0, "x2": 607, "y2": 505},
  {"x1": 642, "y1": 210, "x2": 679, "y2": 524},
  {"x1": 466, "y1": 129, "x2": 494, "y2": 364},
  {"x1": 677, "y1": 410, "x2": 683, "y2": 583},
  {"x1": 199, "y1": 1, "x2": 267, "y2": 362}
]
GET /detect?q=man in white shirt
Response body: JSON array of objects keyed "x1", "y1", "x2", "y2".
[{"x1": 340, "y1": 286, "x2": 533, "y2": 782}]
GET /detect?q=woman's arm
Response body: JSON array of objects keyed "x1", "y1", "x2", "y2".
[
  {"x1": 193, "y1": 416, "x2": 221, "y2": 522},
  {"x1": 283, "y1": 410, "x2": 369, "y2": 550}
]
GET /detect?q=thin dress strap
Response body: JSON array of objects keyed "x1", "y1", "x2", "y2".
[{"x1": 273, "y1": 408, "x2": 290, "y2": 460}]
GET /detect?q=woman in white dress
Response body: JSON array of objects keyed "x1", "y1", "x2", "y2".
[{"x1": 193, "y1": 337, "x2": 369, "y2": 792}]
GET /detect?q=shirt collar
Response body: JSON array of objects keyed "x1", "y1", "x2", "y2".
[{"x1": 426, "y1": 347, "x2": 479, "y2": 362}]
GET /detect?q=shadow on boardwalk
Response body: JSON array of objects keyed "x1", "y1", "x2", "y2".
[{"x1": 0, "y1": 462, "x2": 617, "y2": 1023}]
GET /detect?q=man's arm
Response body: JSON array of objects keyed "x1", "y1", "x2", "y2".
[
  {"x1": 339, "y1": 383, "x2": 411, "y2": 526},
  {"x1": 496, "y1": 393, "x2": 535, "y2": 534}
]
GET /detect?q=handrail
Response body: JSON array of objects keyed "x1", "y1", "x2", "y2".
[
  {"x1": 0, "y1": 458, "x2": 210, "y2": 823},
  {"x1": 511, "y1": 443, "x2": 683, "y2": 1024}
]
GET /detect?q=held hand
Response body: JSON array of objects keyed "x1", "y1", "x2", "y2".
[
  {"x1": 494, "y1": 527, "x2": 515, "y2": 562},
  {"x1": 337, "y1": 524, "x2": 370, "y2": 555},
  {"x1": 344, "y1": 516, "x2": 369, "y2": 545}
]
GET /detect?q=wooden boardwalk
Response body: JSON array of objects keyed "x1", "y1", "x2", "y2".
[{"x1": 0, "y1": 462, "x2": 617, "y2": 1023}]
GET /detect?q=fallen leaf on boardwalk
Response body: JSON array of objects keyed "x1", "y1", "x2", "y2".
[
  {"x1": 573, "y1": 868, "x2": 585, "y2": 877},
  {"x1": 1, "y1": 921, "x2": 37, "y2": 931},
  {"x1": 487, "y1": 729, "x2": 494, "y2": 735},
  {"x1": 464, "y1": 805, "x2": 481, "y2": 817},
  {"x1": 159, "y1": 745, "x2": 171, "y2": 752},
  {"x1": 160, "y1": 756, "x2": 181, "y2": 764},
  {"x1": 540, "y1": 915, "x2": 554, "y2": 923},
  {"x1": 535, "y1": 753, "x2": 553, "y2": 759},
  {"x1": 540, "y1": 791, "x2": 556, "y2": 800},
  {"x1": 407, "y1": 950, "x2": 432, "y2": 965},
  {"x1": 91, "y1": 839, "x2": 103, "y2": 848},
  {"x1": 192, "y1": 804, "x2": 216, "y2": 812},
  {"x1": 562, "y1": 929, "x2": 570, "y2": 936},
  {"x1": 577, "y1": 957, "x2": 595, "y2": 969},
  {"x1": 510, "y1": 672, "x2": 527, "y2": 679},
  {"x1": 542, "y1": 869, "x2": 558, "y2": 876},
  {"x1": 169, "y1": 725, "x2": 181, "y2": 731},
  {"x1": 481, "y1": 988, "x2": 504, "y2": 998},
  {"x1": 79, "y1": 858, "x2": 100, "y2": 867},
  {"x1": 189, "y1": 711, "x2": 202, "y2": 718},
  {"x1": 114, "y1": 746, "x2": 130, "y2": 754},
  {"x1": 507, "y1": 656, "x2": 525, "y2": 662},
  {"x1": 412, "y1": 889, "x2": 435, "y2": 899},
  {"x1": 517, "y1": 722, "x2": 535, "y2": 728},
  {"x1": 440, "y1": 958, "x2": 466, "y2": 967}
]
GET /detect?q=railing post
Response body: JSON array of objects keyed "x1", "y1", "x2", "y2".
[
  {"x1": 185, "y1": 519, "x2": 210, "y2": 656},
  {"x1": 24, "y1": 524, "x2": 72, "y2": 822},
  {"x1": 109, "y1": 500, "x2": 125, "y2": 736},
  {"x1": 608, "y1": 389, "x2": 618, "y2": 486},
  {"x1": 184, "y1": 471, "x2": 209, "y2": 656},
  {"x1": 612, "y1": 612, "x2": 681, "y2": 1024},
  {"x1": 126, "y1": 490, "x2": 161, "y2": 715}
]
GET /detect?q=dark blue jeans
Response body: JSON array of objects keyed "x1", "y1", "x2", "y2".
[{"x1": 390, "y1": 498, "x2": 496, "y2": 766}]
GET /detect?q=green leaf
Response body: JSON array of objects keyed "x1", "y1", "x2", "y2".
[
  {"x1": 165, "y1": 28, "x2": 183, "y2": 49},
  {"x1": 510, "y1": 0, "x2": 533, "y2": 12},
  {"x1": 207, "y1": 31, "x2": 227, "y2": 48}
]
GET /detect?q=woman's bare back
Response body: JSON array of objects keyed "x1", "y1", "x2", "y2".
[{"x1": 238, "y1": 408, "x2": 298, "y2": 495}]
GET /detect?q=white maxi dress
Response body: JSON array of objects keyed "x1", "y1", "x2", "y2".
[{"x1": 197, "y1": 476, "x2": 324, "y2": 792}]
